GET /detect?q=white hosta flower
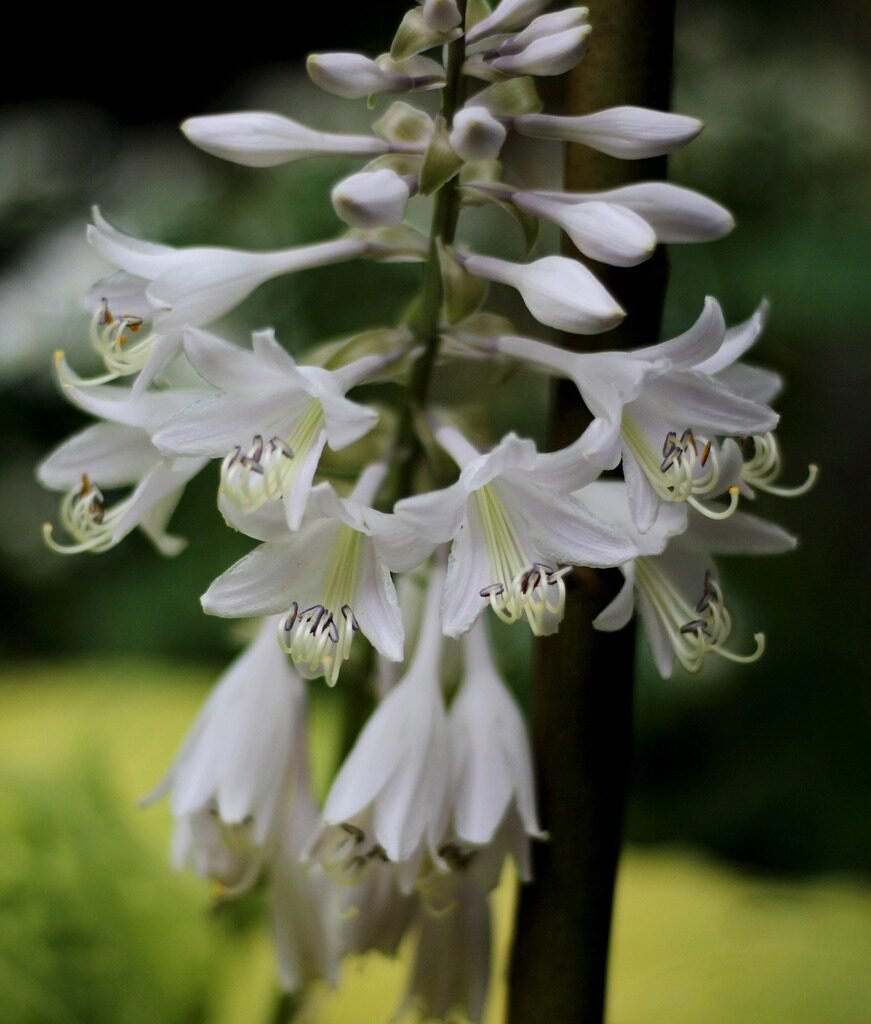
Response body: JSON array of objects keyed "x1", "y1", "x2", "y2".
[
  {"x1": 486, "y1": 23, "x2": 591, "y2": 77},
  {"x1": 181, "y1": 111, "x2": 390, "y2": 167},
  {"x1": 306, "y1": 565, "x2": 452, "y2": 889},
  {"x1": 584, "y1": 480, "x2": 796, "y2": 677},
  {"x1": 89, "y1": 207, "x2": 367, "y2": 334},
  {"x1": 514, "y1": 106, "x2": 703, "y2": 159},
  {"x1": 398, "y1": 876, "x2": 492, "y2": 1024},
  {"x1": 495, "y1": 7, "x2": 589, "y2": 51},
  {"x1": 146, "y1": 619, "x2": 303, "y2": 889},
  {"x1": 511, "y1": 183, "x2": 733, "y2": 266},
  {"x1": 152, "y1": 327, "x2": 398, "y2": 529},
  {"x1": 396, "y1": 427, "x2": 637, "y2": 636},
  {"x1": 38, "y1": 355, "x2": 206, "y2": 555},
  {"x1": 307, "y1": 52, "x2": 445, "y2": 99},
  {"x1": 331, "y1": 168, "x2": 411, "y2": 229},
  {"x1": 458, "y1": 251, "x2": 624, "y2": 334},
  {"x1": 466, "y1": 0, "x2": 554, "y2": 45},
  {"x1": 201, "y1": 465, "x2": 429, "y2": 686},
  {"x1": 451, "y1": 621, "x2": 543, "y2": 849},
  {"x1": 449, "y1": 106, "x2": 508, "y2": 162},
  {"x1": 490, "y1": 298, "x2": 779, "y2": 530},
  {"x1": 339, "y1": 860, "x2": 418, "y2": 957},
  {"x1": 270, "y1": 777, "x2": 342, "y2": 992}
]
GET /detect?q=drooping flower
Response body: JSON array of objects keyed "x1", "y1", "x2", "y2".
[
  {"x1": 331, "y1": 168, "x2": 412, "y2": 229},
  {"x1": 395, "y1": 426, "x2": 637, "y2": 636},
  {"x1": 511, "y1": 182, "x2": 733, "y2": 266},
  {"x1": 307, "y1": 52, "x2": 445, "y2": 99},
  {"x1": 397, "y1": 876, "x2": 493, "y2": 1024},
  {"x1": 581, "y1": 480, "x2": 796, "y2": 677},
  {"x1": 38, "y1": 354, "x2": 206, "y2": 555},
  {"x1": 456, "y1": 251, "x2": 625, "y2": 334},
  {"x1": 305, "y1": 564, "x2": 452, "y2": 890},
  {"x1": 450, "y1": 620, "x2": 543, "y2": 849},
  {"x1": 145, "y1": 618, "x2": 303, "y2": 889},
  {"x1": 153, "y1": 327, "x2": 404, "y2": 529},
  {"x1": 86, "y1": 208, "x2": 367, "y2": 390},
  {"x1": 202, "y1": 464, "x2": 429, "y2": 686}
]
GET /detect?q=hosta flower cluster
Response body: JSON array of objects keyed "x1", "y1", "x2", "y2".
[{"x1": 38, "y1": 0, "x2": 815, "y2": 1018}]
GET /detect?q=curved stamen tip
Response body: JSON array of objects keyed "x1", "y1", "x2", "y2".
[
  {"x1": 719, "y1": 630, "x2": 766, "y2": 665},
  {"x1": 761, "y1": 461, "x2": 819, "y2": 498},
  {"x1": 689, "y1": 485, "x2": 740, "y2": 521}
]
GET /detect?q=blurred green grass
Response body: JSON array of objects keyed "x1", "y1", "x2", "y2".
[{"x1": 1, "y1": 659, "x2": 869, "y2": 1024}]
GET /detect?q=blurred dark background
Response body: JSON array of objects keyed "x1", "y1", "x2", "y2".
[{"x1": 1, "y1": 0, "x2": 868, "y2": 883}]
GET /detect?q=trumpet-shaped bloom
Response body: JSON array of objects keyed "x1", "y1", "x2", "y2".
[
  {"x1": 153, "y1": 327, "x2": 394, "y2": 529},
  {"x1": 512, "y1": 182, "x2": 733, "y2": 267},
  {"x1": 398, "y1": 876, "x2": 492, "y2": 1023},
  {"x1": 270, "y1": 776, "x2": 342, "y2": 992},
  {"x1": 451, "y1": 621, "x2": 543, "y2": 847},
  {"x1": 86, "y1": 208, "x2": 366, "y2": 389},
  {"x1": 38, "y1": 354, "x2": 206, "y2": 555},
  {"x1": 459, "y1": 251, "x2": 625, "y2": 334},
  {"x1": 514, "y1": 106, "x2": 703, "y2": 158},
  {"x1": 306, "y1": 565, "x2": 452, "y2": 889},
  {"x1": 182, "y1": 111, "x2": 391, "y2": 167},
  {"x1": 202, "y1": 465, "x2": 429, "y2": 685},
  {"x1": 146, "y1": 619, "x2": 303, "y2": 887},
  {"x1": 395, "y1": 427, "x2": 637, "y2": 636},
  {"x1": 489, "y1": 298, "x2": 779, "y2": 530},
  {"x1": 583, "y1": 480, "x2": 796, "y2": 677}
]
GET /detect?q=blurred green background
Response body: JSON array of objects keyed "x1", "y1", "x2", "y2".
[{"x1": 1, "y1": 1, "x2": 869, "y2": 1021}]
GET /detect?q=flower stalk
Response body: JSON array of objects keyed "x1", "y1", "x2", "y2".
[{"x1": 508, "y1": 2, "x2": 676, "y2": 1022}]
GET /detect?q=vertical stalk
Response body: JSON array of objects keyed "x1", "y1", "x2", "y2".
[
  {"x1": 507, "y1": 4, "x2": 675, "y2": 1023},
  {"x1": 392, "y1": 1, "x2": 468, "y2": 500}
]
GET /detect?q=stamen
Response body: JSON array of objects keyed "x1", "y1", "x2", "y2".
[
  {"x1": 220, "y1": 400, "x2": 324, "y2": 512},
  {"x1": 474, "y1": 486, "x2": 568, "y2": 635},
  {"x1": 42, "y1": 474, "x2": 130, "y2": 554},
  {"x1": 741, "y1": 432, "x2": 819, "y2": 498},
  {"x1": 635, "y1": 557, "x2": 765, "y2": 673},
  {"x1": 622, "y1": 415, "x2": 739, "y2": 518},
  {"x1": 88, "y1": 301, "x2": 156, "y2": 378},
  {"x1": 275, "y1": 526, "x2": 363, "y2": 686}
]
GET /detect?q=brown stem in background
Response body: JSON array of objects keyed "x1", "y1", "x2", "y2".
[{"x1": 507, "y1": 3, "x2": 676, "y2": 1023}]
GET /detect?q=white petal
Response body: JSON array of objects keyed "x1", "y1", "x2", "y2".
[
  {"x1": 319, "y1": 391, "x2": 379, "y2": 450},
  {"x1": 183, "y1": 327, "x2": 291, "y2": 393},
  {"x1": 353, "y1": 540, "x2": 405, "y2": 662},
  {"x1": 152, "y1": 393, "x2": 294, "y2": 457},
  {"x1": 519, "y1": 429, "x2": 604, "y2": 492},
  {"x1": 590, "y1": 182, "x2": 734, "y2": 242},
  {"x1": 37, "y1": 422, "x2": 157, "y2": 490},
  {"x1": 682, "y1": 508, "x2": 797, "y2": 556},
  {"x1": 643, "y1": 370, "x2": 778, "y2": 435},
  {"x1": 695, "y1": 301, "x2": 768, "y2": 375},
  {"x1": 622, "y1": 446, "x2": 661, "y2": 533},
  {"x1": 366, "y1": 509, "x2": 435, "y2": 572},
  {"x1": 308, "y1": 52, "x2": 408, "y2": 99},
  {"x1": 201, "y1": 523, "x2": 338, "y2": 618},
  {"x1": 461, "y1": 432, "x2": 538, "y2": 490},
  {"x1": 283, "y1": 429, "x2": 328, "y2": 532},
  {"x1": 182, "y1": 111, "x2": 387, "y2": 167},
  {"x1": 636, "y1": 586, "x2": 674, "y2": 678},
  {"x1": 394, "y1": 477, "x2": 470, "y2": 543},
  {"x1": 441, "y1": 503, "x2": 492, "y2": 637},
  {"x1": 715, "y1": 363, "x2": 783, "y2": 404},
  {"x1": 515, "y1": 106, "x2": 703, "y2": 158},
  {"x1": 113, "y1": 457, "x2": 204, "y2": 551},
  {"x1": 592, "y1": 564, "x2": 636, "y2": 631},
  {"x1": 549, "y1": 199, "x2": 656, "y2": 267},
  {"x1": 632, "y1": 296, "x2": 726, "y2": 368}
]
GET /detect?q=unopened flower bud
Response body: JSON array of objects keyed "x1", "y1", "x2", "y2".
[
  {"x1": 422, "y1": 0, "x2": 462, "y2": 32},
  {"x1": 466, "y1": 0, "x2": 552, "y2": 45},
  {"x1": 332, "y1": 169, "x2": 412, "y2": 229},
  {"x1": 489, "y1": 24, "x2": 591, "y2": 77},
  {"x1": 449, "y1": 106, "x2": 507, "y2": 162},
  {"x1": 182, "y1": 111, "x2": 388, "y2": 167}
]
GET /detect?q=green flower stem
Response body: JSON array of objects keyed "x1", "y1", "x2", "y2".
[
  {"x1": 392, "y1": 0, "x2": 468, "y2": 502},
  {"x1": 507, "y1": 3, "x2": 676, "y2": 1023}
]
